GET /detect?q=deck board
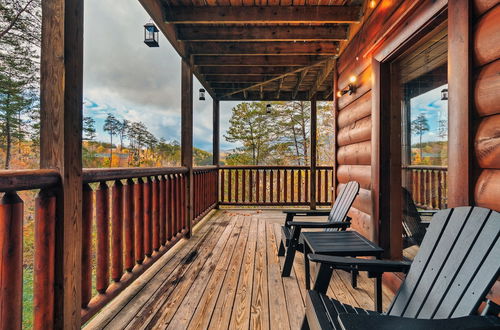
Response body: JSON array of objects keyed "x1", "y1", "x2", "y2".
[{"x1": 86, "y1": 209, "x2": 394, "y2": 330}]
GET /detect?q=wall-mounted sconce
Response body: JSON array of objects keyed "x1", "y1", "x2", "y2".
[
  {"x1": 369, "y1": 0, "x2": 377, "y2": 9},
  {"x1": 266, "y1": 104, "x2": 272, "y2": 114},
  {"x1": 199, "y1": 88, "x2": 206, "y2": 101},
  {"x1": 336, "y1": 75, "x2": 357, "y2": 97},
  {"x1": 441, "y1": 88, "x2": 448, "y2": 101}
]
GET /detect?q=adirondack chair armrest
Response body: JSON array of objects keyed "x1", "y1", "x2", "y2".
[
  {"x1": 482, "y1": 299, "x2": 500, "y2": 316},
  {"x1": 308, "y1": 254, "x2": 411, "y2": 274},
  {"x1": 337, "y1": 313, "x2": 500, "y2": 330},
  {"x1": 282, "y1": 210, "x2": 331, "y2": 217},
  {"x1": 286, "y1": 221, "x2": 351, "y2": 229}
]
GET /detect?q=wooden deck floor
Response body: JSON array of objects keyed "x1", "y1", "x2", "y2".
[{"x1": 85, "y1": 209, "x2": 394, "y2": 330}]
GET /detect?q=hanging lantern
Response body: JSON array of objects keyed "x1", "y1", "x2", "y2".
[
  {"x1": 266, "y1": 104, "x2": 272, "y2": 114},
  {"x1": 441, "y1": 88, "x2": 448, "y2": 101},
  {"x1": 144, "y1": 23, "x2": 159, "y2": 47},
  {"x1": 199, "y1": 88, "x2": 206, "y2": 101}
]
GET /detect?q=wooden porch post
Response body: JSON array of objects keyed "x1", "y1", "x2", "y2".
[
  {"x1": 213, "y1": 99, "x2": 220, "y2": 166},
  {"x1": 310, "y1": 97, "x2": 317, "y2": 209},
  {"x1": 40, "y1": 0, "x2": 83, "y2": 327},
  {"x1": 448, "y1": 0, "x2": 472, "y2": 207},
  {"x1": 181, "y1": 59, "x2": 193, "y2": 237},
  {"x1": 332, "y1": 60, "x2": 339, "y2": 201},
  {"x1": 213, "y1": 99, "x2": 220, "y2": 207}
]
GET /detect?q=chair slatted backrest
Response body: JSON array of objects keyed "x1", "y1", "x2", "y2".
[
  {"x1": 325, "y1": 181, "x2": 360, "y2": 232},
  {"x1": 402, "y1": 187, "x2": 427, "y2": 247},
  {"x1": 388, "y1": 206, "x2": 500, "y2": 319}
]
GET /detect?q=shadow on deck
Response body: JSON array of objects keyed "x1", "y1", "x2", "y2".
[{"x1": 85, "y1": 210, "x2": 394, "y2": 329}]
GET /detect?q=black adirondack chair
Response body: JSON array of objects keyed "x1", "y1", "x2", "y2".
[
  {"x1": 303, "y1": 206, "x2": 500, "y2": 330},
  {"x1": 278, "y1": 181, "x2": 360, "y2": 277},
  {"x1": 402, "y1": 187, "x2": 436, "y2": 248}
]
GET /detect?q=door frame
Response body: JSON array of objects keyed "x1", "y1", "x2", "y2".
[{"x1": 371, "y1": 1, "x2": 448, "y2": 259}]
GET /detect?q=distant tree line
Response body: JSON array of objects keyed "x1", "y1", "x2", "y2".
[{"x1": 224, "y1": 101, "x2": 334, "y2": 166}]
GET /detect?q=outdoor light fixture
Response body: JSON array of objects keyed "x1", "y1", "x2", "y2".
[
  {"x1": 369, "y1": 0, "x2": 377, "y2": 9},
  {"x1": 336, "y1": 75, "x2": 357, "y2": 97},
  {"x1": 199, "y1": 88, "x2": 206, "y2": 101},
  {"x1": 441, "y1": 88, "x2": 448, "y2": 101},
  {"x1": 144, "y1": 23, "x2": 159, "y2": 47},
  {"x1": 266, "y1": 104, "x2": 272, "y2": 114}
]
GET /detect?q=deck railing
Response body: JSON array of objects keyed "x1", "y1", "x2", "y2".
[
  {"x1": 403, "y1": 166, "x2": 448, "y2": 210},
  {"x1": 219, "y1": 166, "x2": 334, "y2": 206},
  {"x1": 192, "y1": 166, "x2": 218, "y2": 224},
  {"x1": 0, "y1": 166, "x2": 218, "y2": 328}
]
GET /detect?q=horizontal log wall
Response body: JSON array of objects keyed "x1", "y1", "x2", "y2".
[
  {"x1": 472, "y1": 0, "x2": 500, "y2": 306},
  {"x1": 473, "y1": 2, "x2": 500, "y2": 212}
]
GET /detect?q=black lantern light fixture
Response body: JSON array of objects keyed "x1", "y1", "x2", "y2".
[
  {"x1": 441, "y1": 88, "x2": 448, "y2": 101},
  {"x1": 144, "y1": 23, "x2": 159, "y2": 47},
  {"x1": 199, "y1": 88, "x2": 206, "y2": 101},
  {"x1": 336, "y1": 75, "x2": 357, "y2": 98},
  {"x1": 266, "y1": 104, "x2": 272, "y2": 114}
]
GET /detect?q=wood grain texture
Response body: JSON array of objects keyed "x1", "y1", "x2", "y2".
[
  {"x1": 474, "y1": 4, "x2": 500, "y2": 67},
  {"x1": 473, "y1": 0, "x2": 499, "y2": 16},
  {"x1": 337, "y1": 165, "x2": 371, "y2": 189},
  {"x1": 338, "y1": 91, "x2": 372, "y2": 128},
  {"x1": 474, "y1": 59, "x2": 500, "y2": 117},
  {"x1": 448, "y1": 0, "x2": 473, "y2": 207},
  {"x1": 182, "y1": 59, "x2": 194, "y2": 237},
  {"x1": 475, "y1": 114, "x2": 500, "y2": 169},
  {"x1": 40, "y1": 0, "x2": 83, "y2": 326},
  {"x1": 474, "y1": 170, "x2": 500, "y2": 211},
  {"x1": 337, "y1": 141, "x2": 371, "y2": 166},
  {"x1": 337, "y1": 116, "x2": 371, "y2": 146}
]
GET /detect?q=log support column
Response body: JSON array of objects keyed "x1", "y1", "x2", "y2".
[
  {"x1": 40, "y1": 0, "x2": 84, "y2": 327},
  {"x1": 310, "y1": 97, "x2": 317, "y2": 209},
  {"x1": 448, "y1": 0, "x2": 472, "y2": 207},
  {"x1": 213, "y1": 99, "x2": 220, "y2": 207},
  {"x1": 181, "y1": 59, "x2": 193, "y2": 237}
]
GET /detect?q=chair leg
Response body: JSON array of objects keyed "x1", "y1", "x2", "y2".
[
  {"x1": 301, "y1": 316, "x2": 310, "y2": 330},
  {"x1": 351, "y1": 270, "x2": 358, "y2": 288},
  {"x1": 278, "y1": 240, "x2": 286, "y2": 256},
  {"x1": 375, "y1": 274, "x2": 382, "y2": 313},
  {"x1": 281, "y1": 243, "x2": 296, "y2": 277}
]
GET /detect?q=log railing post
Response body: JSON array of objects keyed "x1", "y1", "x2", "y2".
[
  {"x1": 111, "y1": 180, "x2": 124, "y2": 282},
  {"x1": 34, "y1": 189, "x2": 57, "y2": 329},
  {"x1": 213, "y1": 99, "x2": 220, "y2": 206},
  {"x1": 0, "y1": 192, "x2": 23, "y2": 329},
  {"x1": 181, "y1": 59, "x2": 193, "y2": 238},
  {"x1": 40, "y1": 0, "x2": 84, "y2": 326},
  {"x1": 124, "y1": 179, "x2": 135, "y2": 271},
  {"x1": 81, "y1": 184, "x2": 93, "y2": 307},
  {"x1": 310, "y1": 97, "x2": 318, "y2": 209},
  {"x1": 96, "y1": 182, "x2": 110, "y2": 294}
]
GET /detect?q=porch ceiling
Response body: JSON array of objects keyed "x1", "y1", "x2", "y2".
[{"x1": 139, "y1": 0, "x2": 365, "y2": 101}]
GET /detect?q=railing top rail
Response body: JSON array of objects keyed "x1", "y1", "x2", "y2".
[
  {"x1": 220, "y1": 165, "x2": 334, "y2": 170},
  {"x1": 83, "y1": 167, "x2": 188, "y2": 183},
  {"x1": 402, "y1": 165, "x2": 448, "y2": 170},
  {"x1": 0, "y1": 169, "x2": 60, "y2": 192},
  {"x1": 193, "y1": 165, "x2": 218, "y2": 172}
]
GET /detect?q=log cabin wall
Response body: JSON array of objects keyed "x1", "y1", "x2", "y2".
[
  {"x1": 472, "y1": 0, "x2": 500, "y2": 305},
  {"x1": 473, "y1": 1, "x2": 500, "y2": 213},
  {"x1": 335, "y1": 0, "x2": 425, "y2": 243}
]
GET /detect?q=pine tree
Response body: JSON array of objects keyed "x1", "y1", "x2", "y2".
[
  {"x1": 411, "y1": 113, "x2": 430, "y2": 160},
  {"x1": 103, "y1": 113, "x2": 120, "y2": 167}
]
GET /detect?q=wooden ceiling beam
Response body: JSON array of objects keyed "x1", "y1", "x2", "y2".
[
  {"x1": 219, "y1": 90, "x2": 310, "y2": 101},
  {"x1": 177, "y1": 25, "x2": 348, "y2": 42},
  {"x1": 164, "y1": 6, "x2": 361, "y2": 24},
  {"x1": 205, "y1": 75, "x2": 278, "y2": 83},
  {"x1": 187, "y1": 41, "x2": 339, "y2": 55},
  {"x1": 193, "y1": 55, "x2": 331, "y2": 66},
  {"x1": 198, "y1": 66, "x2": 298, "y2": 75},
  {"x1": 208, "y1": 82, "x2": 255, "y2": 89},
  {"x1": 293, "y1": 69, "x2": 309, "y2": 99},
  {"x1": 308, "y1": 59, "x2": 335, "y2": 99},
  {"x1": 276, "y1": 78, "x2": 284, "y2": 99}
]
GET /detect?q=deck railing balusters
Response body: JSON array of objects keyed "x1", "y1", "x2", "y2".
[
  {"x1": 96, "y1": 182, "x2": 110, "y2": 294},
  {"x1": 81, "y1": 184, "x2": 93, "y2": 307},
  {"x1": 402, "y1": 166, "x2": 448, "y2": 210},
  {"x1": 134, "y1": 178, "x2": 144, "y2": 264},
  {"x1": 111, "y1": 180, "x2": 124, "y2": 282},
  {"x1": 159, "y1": 175, "x2": 166, "y2": 246},
  {"x1": 124, "y1": 179, "x2": 135, "y2": 271},
  {"x1": 152, "y1": 176, "x2": 160, "y2": 252},
  {"x1": 34, "y1": 188, "x2": 56, "y2": 328}
]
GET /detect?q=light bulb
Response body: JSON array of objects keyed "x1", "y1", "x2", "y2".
[{"x1": 349, "y1": 75, "x2": 357, "y2": 83}]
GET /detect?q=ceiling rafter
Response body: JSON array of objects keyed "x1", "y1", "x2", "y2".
[
  {"x1": 164, "y1": 6, "x2": 362, "y2": 24},
  {"x1": 308, "y1": 58, "x2": 335, "y2": 99},
  {"x1": 293, "y1": 69, "x2": 309, "y2": 99}
]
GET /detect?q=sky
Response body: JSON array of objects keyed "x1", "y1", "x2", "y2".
[
  {"x1": 83, "y1": 0, "x2": 240, "y2": 152},
  {"x1": 409, "y1": 84, "x2": 448, "y2": 144}
]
